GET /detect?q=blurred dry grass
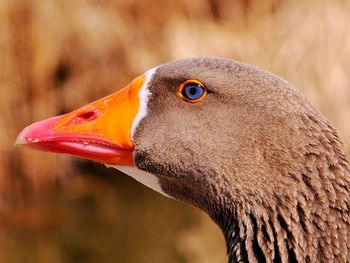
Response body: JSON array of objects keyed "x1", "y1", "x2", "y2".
[{"x1": 1, "y1": 0, "x2": 350, "y2": 262}]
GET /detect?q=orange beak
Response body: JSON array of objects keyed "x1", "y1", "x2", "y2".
[{"x1": 15, "y1": 75, "x2": 146, "y2": 166}]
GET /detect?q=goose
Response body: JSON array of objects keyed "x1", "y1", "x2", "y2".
[{"x1": 16, "y1": 57, "x2": 350, "y2": 262}]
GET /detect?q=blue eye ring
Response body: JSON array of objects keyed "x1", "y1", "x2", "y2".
[{"x1": 177, "y1": 79, "x2": 207, "y2": 103}]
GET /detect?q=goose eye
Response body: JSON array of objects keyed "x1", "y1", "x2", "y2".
[{"x1": 177, "y1": 80, "x2": 207, "y2": 103}]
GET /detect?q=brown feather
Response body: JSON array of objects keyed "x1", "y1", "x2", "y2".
[{"x1": 133, "y1": 57, "x2": 350, "y2": 262}]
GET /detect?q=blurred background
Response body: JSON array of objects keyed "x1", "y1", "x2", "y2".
[{"x1": 1, "y1": 0, "x2": 350, "y2": 262}]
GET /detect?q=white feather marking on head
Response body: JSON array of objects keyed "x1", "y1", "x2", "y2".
[
  {"x1": 130, "y1": 66, "x2": 158, "y2": 139},
  {"x1": 110, "y1": 67, "x2": 172, "y2": 199},
  {"x1": 106, "y1": 164, "x2": 172, "y2": 199}
]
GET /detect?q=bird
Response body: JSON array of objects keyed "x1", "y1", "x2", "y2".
[{"x1": 16, "y1": 57, "x2": 350, "y2": 262}]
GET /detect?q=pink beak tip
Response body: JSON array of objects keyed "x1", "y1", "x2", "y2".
[
  {"x1": 14, "y1": 117, "x2": 59, "y2": 147},
  {"x1": 15, "y1": 125, "x2": 32, "y2": 146}
]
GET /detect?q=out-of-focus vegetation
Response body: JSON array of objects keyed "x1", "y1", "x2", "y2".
[{"x1": 1, "y1": 0, "x2": 350, "y2": 262}]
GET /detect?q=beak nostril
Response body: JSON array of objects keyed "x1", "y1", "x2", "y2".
[{"x1": 77, "y1": 110, "x2": 98, "y2": 121}]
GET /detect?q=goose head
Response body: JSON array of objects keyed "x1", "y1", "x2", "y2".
[{"x1": 16, "y1": 57, "x2": 350, "y2": 262}]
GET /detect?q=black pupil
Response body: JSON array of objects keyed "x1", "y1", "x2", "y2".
[{"x1": 189, "y1": 87, "x2": 197, "y2": 95}]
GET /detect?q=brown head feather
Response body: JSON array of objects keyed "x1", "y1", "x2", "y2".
[{"x1": 132, "y1": 57, "x2": 350, "y2": 262}]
